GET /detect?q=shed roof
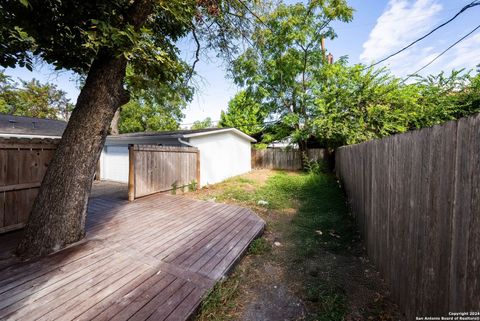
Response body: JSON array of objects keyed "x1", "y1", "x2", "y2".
[
  {"x1": 0, "y1": 114, "x2": 66, "y2": 138},
  {"x1": 107, "y1": 127, "x2": 256, "y2": 143}
]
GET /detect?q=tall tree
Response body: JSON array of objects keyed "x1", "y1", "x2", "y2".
[
  {"x1": 219, "y1": 90, "x2": 266, "y2": 135},
  {"x1": 0, "y1": 0, "x2": 256, "y2": 258},
  {"x1": 15, "y1": 79, "x2": 73, "y2": 120},
  {"x1": 191, "y1": 117, "x2": 213, "y2": 129},
  {"x1": 0, "y1": 71, "x2": 74, "y2": 120},
  {"x1": 230, "y1": 0, "x2": 353, "y2": 153}
]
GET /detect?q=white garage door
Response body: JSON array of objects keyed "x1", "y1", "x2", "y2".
[{"x1": 101, "y1": 145, "x2": 129, "y2": 183}]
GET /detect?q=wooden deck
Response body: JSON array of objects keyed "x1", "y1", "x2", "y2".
[{"x1": 0, "y1": 184, "x2": 264, "y2": 321}]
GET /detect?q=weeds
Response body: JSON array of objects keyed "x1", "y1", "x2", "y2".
[
  {"x1": 196, "y1": 275, "x2": 241, "y2": 321},
  {"x1": 248, "y1": 237, "x2": 271, "y2": 255},
  {"x1": 302, "y1": 153, "x2": 330, "y2": 175},
  {"x1": 188, "y1": 180, "x2": 197, "y2": 191},
  {"x1": 289, "y1": 173, "x2": 358, "y2": 257},
  {"x1": 194, "y1": 170, "x2": 359, "y2": 321},
  {"x1": 306, "y1": 282, "x2": 347, "y2": 321},
  {"x1": 236, "y1": 177, "x2": 256, "y2": 184},
  {"x1": 171, "y1": 181, "x2": 178, "y2": 195}
]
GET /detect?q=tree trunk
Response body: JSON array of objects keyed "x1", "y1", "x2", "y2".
[
  {"x1": 110, "y1": 108, "x2": 121, "y2": 135},
  {"x1": 16, "y1": 0, "x2": 154, "y2": 259},
  {"x1": 16, "y1": 54, "x2": 129, "y2": 258}
]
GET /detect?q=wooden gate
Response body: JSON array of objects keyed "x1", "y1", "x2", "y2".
[
  {"x1": 128, "y1": 145, "x2": 200, "y2": 200},
  {"x1": 0, "y1": 138, "x2": 58, "y2": 233}
]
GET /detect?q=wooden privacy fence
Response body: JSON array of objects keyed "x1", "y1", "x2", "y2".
[
  {"x1": 335, "y1": 114, "x2": 480, "y2": 318},
  {"x1": 0, "y1": 138, "x2": 58, "y2": 234},
  {"x1": 128, "y1": 145, "x2": 200, "y2": 200},
  {"x1": 252, "y1": 148, "x2": 327, "y2": 170}
]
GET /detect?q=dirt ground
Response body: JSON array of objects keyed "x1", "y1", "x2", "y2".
[{"x1": 185, "y1": 170, "x2": 404, "y2": 321}]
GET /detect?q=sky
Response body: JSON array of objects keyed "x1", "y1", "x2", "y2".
[{"x1": 3, "y1": 0, "x2": 480, "y2": 126}]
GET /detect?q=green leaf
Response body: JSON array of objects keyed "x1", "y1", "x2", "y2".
[{"x1": 18, "y1": 0, "x2": 29, "y2": 8}]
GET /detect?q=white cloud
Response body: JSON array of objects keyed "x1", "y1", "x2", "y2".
[
  {"x1": 360, "y1": 0, "x2": 443, "y2": 64},
  {"x1": 445, "y1": 33, "x2": 480, "y2": 71},
  {"x1": 385, "y1": 46, "x2": 443, "y2": 77},
  {"x1": 374, "y1": 30, "x2": 480, "y2": 78}
]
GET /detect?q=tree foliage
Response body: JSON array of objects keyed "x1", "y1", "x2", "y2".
[
  {"x1": 118, "y1": 100, "x2": 182, "y2": 132},
  {"x1": 0, "y1": 0, "x2": 261, "y2": 108},
  {"x1": 0, "y1": 0, "x2": 192, "y2": 74},
  {"x1": 219, "y1": 90, "x2": 266, "y2": 135},
  {"x1": 0, "y1": 70, "x2": 74, "y2": 120},
  {"x1": 414, "y1": 70, "x2": 480, "y2": 123},
  {"x1": 229, "y1": 0, "x2": 353, "y2": 149},
  {"x1": 118, "y1": 65, "x2": 192, "y2": 133},
  {"x1": 311, "y1": 61, "x2": 480, "y2": 148},
  {"x1": 226, "y1": 1, "x2": 479, "y2": 150},
  {"x1": 0, "y1": 0, "x2": 264, "y2": 258},
  {"x1": 191, "y1": 117, "x2": 214, "y2": 129},
  {"x1": 1, "y1": 0, "x2": 262, "y2": 131}
]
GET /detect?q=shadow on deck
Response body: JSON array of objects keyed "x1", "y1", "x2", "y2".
[{"x1": 0, "y1": 181, "x2": 265, "y2": 321}]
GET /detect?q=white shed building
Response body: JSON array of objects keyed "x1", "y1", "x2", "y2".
[{"x1": 100, "y1": 128, "x2": 256, "y2": 187}]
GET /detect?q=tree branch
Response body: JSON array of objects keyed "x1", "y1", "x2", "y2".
[
  {"x1": 186, "y1": 26, "x2": 201, "y2": 84},
  {"x1": 126, "y1": 0, "x2": 154, "y2": 30}
]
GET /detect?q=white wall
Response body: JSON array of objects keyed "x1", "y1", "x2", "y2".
[
  {"x1": 100, "y1": 145, "x2": 129, "y2": 183},
  {"x1": 189, "y1": 132, "x2": 252, "y2": 187}
]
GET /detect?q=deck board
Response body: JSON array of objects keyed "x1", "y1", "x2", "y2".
[{"x1": 0, "y1": 183, "x2": 264, "y2": 321}]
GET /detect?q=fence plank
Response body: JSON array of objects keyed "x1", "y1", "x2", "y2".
[
  {"x1": 449, "y1": 116, "x2": 473, "y2": 310},
  {"x1": 335, "y1": 113, "x2": 480, "y2": 318},
  {"x1": 466, "y1": 114, "x2": 480, "y2": 308},
  {"x1": 0, "y1": 138, "x2": 58, "y2": 233}
]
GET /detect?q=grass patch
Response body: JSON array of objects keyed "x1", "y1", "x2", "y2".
[
  {"x1": 214, "y1": 171, "x2": 306, "y2": 210},
  {"x1": 196, "y1": 275, "x2": 241, "y2": 321},
  {"x1": 223, "y1": 171, "x2": 357, "y2": 255},
  {"x1": 194, "y1": 170, "x2": 359, "y2": 321},
  {"x1": 248, "y1": 237, "x2": 271, "y2": 255},
  {"x1": 289, "y1": 173, "x2": 358, "y2": 257},
  {"x1": 282, "y1": 172, "x2": 356, "y2": 320},
  {"x1": 253, "y1": 172, "x2": 304, "y2": 210},
  {"x1": 256, "y1": 171, "x2": 357, "y2": 320},
  {"x1": 236, "y1": 177, "x2": 256, "y2": 184},
  {"x1": 215, "y1": 186, "x2": 256, "y2": 203},
  {"x1": 305, "y1": 282, "x2": 347, "y2": 321}
]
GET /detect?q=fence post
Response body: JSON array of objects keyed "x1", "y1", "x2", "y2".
[
  {"x1": 196, "y1": 150, "x2": 201, "y2": 189},
  {"x1": 128, "y1": 144, "x2": 135, "y2": 201}
]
